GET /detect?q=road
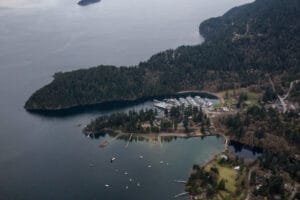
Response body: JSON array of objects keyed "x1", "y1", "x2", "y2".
[{"x1": 268, "y1": 75, "x2": 299, "y2": 113}]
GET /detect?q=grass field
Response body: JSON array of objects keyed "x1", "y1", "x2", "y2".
[
  {"x1": 205, "y1": 153, "x2": 247, "y2": 200},
  {"x1": 217, "y1": 87, "x2": 261, "y2": 108},
  {"x1": 206, "y1": 161, "x2": 237, "y2": 192}
]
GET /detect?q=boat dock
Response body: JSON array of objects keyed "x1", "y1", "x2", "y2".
[
  {"x1": 174, "y1": 192, "x2": 189, "y2": 198},
  {"x1": 153, "y1": 96, "x2": 214, "y2": 110},
  {"x1": 173, "y1": 180, "x2": 187, "y2": 184},
  {"x1": 125, "y1": 133, "x2": 133, "y2": 148}
]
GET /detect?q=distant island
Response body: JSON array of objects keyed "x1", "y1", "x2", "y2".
[
  {"x1": 77, "y1": 0, "x2": 101, "y2": 6},
  {"x1": 25, "y1": 0, "x2": 300, "y2": 111}
]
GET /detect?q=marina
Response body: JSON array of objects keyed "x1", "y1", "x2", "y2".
[{"x1": 153, "y1": 96, "x2": 215, "y2": 110}]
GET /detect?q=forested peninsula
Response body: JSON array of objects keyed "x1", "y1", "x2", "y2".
[{"x1": 25, "y1": 0, "x2": 300, "y2": 111}]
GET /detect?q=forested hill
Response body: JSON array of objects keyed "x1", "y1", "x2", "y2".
[{"x1": 25, "y1": 0, "x2": 300, "y2": 111}]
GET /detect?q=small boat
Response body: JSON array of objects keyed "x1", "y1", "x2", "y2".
[
  {"x1": 139, "y1": 155, "x2": 143, "y2": 159},
  {"x1": 129, "y1": 178, "x2": 133, "y2": 182},
  {"x1": 125, "y1": 186, "x2": 129, "y2": 190},
  {"x1": 124, "y1": 171, "x2": 128, "y2": 175},
  {"x1": 111, "y1": 157, "x2": 116, "y2": 163},
  {"x1": 104, "y1": 184, "x2": 110, "y2": 188},
  {"x1": 160, "y1": 161, "x2": 164, "y2": 164},
  {"x1": 137, "y1": 182, "x2": 141, "y2": 187},
  {"x1": 147, "y1": 165, "x2": 152, "y2": 168}
]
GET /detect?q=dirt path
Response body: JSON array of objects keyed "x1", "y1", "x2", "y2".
[
  {"x1": 283, "y1": 80, "x2": 299, "y2": 100},
  {"x1": 268, "y1": 75, "x2": 299, "y2": 113}
]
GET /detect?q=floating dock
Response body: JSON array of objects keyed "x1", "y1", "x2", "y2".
[{"x1": 153, "y1": 96, "x2": 213, "y2": 110}]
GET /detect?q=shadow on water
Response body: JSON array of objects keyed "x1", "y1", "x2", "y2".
[
  {"x1": 26, "y1": 99, "x2": 148, "y2": 118},
  {"x1": 229, "y1": 140, "x2": 263, "y2": 160},
  {"x1": 25, "y1": 92, "x2": 218, "y2": 118},
  {"x1": 87, "y1": 130, "x2": 215, "y2": 145}
]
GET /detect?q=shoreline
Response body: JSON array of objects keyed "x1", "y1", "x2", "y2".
[{"x1": 25, "y1": 91, "x2": 220, "y2": 113}]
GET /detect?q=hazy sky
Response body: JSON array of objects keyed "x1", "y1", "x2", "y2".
[{"x1": 0, "y1": 0, "x2": 58, "y2": 8}]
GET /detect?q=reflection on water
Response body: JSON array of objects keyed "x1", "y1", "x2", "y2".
[
  {"x1": 228, "y1": 140, "x2": 263, "y2": 160},
  {"x1": 88, "y1": 131, "x2": 202, "y2": 143},
  {"x1": 27, "y1": 92, "x2": 219, "y2": 117}
]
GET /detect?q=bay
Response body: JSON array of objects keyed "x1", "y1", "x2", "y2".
[{"x1": 0, "y1": 0, "x2": 252, "y2": 199}]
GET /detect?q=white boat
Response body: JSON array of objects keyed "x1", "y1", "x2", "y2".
[
  {"x1": 179, "y1": 98, "x2": 189, "y2": 107},
  {"x1": 139, "y1": 155, "x2": 143, "y2": 159},
  {"x1": 105, "y1": 184, "x2": 110, "y2": 188},
  {"x1": 154, "y1": 101, "x2": 172, "y2": 110},
  {"x1": 173, "y1": 99, "x2": 181, "y2": 106},
  {"x1": 111, "y1": 157, "x2": 116, "y2": 163},
  {"x1": 147, "y1": 165, "x2": 152, "y2": 168},
  {"x1": 124, "y1": 171, "x2": 128, "y2": 175},
  {"x1": 207, "y1": 101, "x2": 213, "y2": 107},
  {"x1": 194, "y1": 96, "x2": 205, "y2": 105},
  {"x1": 186, "y1": 96, "x2": 199, "y2": 107}
]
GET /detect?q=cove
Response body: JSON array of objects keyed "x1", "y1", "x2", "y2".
[{"x1": 82, "y1": 134, "x2": 225, "y2": 200}]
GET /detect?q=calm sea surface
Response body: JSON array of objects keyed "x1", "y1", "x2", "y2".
[{"x1": 0, "y1": 0, "x2": 252, "y2": 199}]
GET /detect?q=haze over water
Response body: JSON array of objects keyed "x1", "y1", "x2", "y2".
[{"x1": 0, "y1": 0, "x2": 252, "y2": 199}]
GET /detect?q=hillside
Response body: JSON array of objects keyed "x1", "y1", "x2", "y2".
[{"x1": 25, "y1": 0, "x2": 300, "y2": 111}]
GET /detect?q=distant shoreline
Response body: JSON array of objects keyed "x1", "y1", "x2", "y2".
[
  {"x1": 25, "y1": 91, "x2": 219, "y2": 114},
  {"x1": 77, "y1": 0, "x2": 101, "y2": 6}
]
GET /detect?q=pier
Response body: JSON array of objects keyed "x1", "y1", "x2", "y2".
[
  {"x1": 174, "y1": 180, "x2": 187, "y2": 184},
  {"x1": 125, "y1": 133, "x2": 133, "y2": 148},
  {"x1": 174, "y1": 192, "x2": 188, "y2": 198}
]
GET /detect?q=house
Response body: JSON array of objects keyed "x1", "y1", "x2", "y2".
[{"x1": 220, "y1": 154, "x2": 228, "y2": 161}]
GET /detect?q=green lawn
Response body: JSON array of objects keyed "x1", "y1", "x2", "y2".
[
  {"x1": 216, "y1": 164, "x2": 237, "y2": 192},
  {"x1": 205, "y1": 158, "x2": 238, "y2": 194}
]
